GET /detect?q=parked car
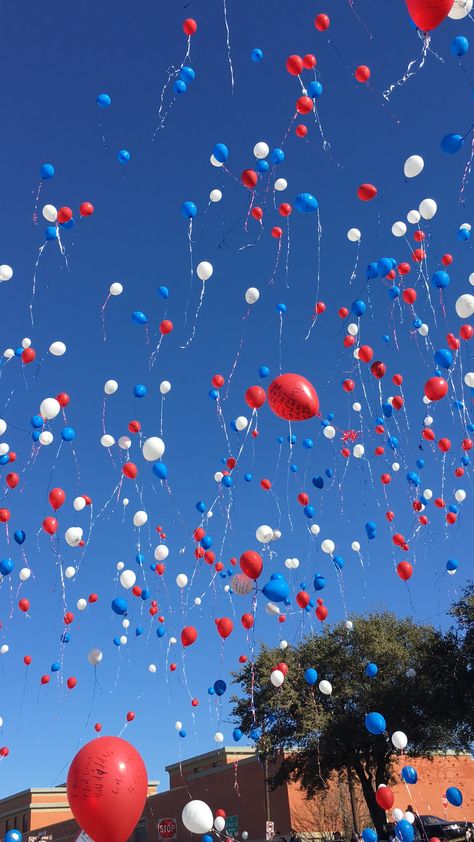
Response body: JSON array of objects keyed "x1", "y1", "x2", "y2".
[{"x1": 415, "y1": 815, "x2": 471, "y2": 842}]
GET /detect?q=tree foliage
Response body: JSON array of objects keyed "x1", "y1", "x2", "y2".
[{"x1": 231, "y1": 611, "x2": 470, "y2": 836}]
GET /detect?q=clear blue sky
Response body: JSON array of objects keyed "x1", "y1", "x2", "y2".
[{"x1": 0, "y1": 0, "x2": 472, "y2": 796}]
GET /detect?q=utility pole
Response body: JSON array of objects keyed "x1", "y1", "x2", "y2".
[
  {"x1": 347, "y1": 767, "x2": 359, "y2": 835},
  {"x1": 264, "y1": 755, "x2": 271, "y2": 825}
]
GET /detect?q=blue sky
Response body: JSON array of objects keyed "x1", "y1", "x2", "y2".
[{"x1": 0, "y1": 0, "x2": 472, "y2": 796}]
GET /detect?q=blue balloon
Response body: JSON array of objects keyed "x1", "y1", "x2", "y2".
[
  {"x1": 209, "y1": 389, "x2": 219, "y2": 400},
  {"x1": 213, "y1": 143, "x2": 229, "y2": 163},
  {"x1": 432, "y1": 270, "x2": 450, "y2": 290},
  {"x1": 32, "y1": 431, "x2": 41, "y2": 443},
  {"x1": 141, "y1": 588, "x2": 150, "y2": 600},
  {"x1": 5, "y1": 831, "x2": 23, "y2": 842},
  {"x1": 134, "y1": 384, "x2": 147, "y2": 397},
  {"x1": 201, "y1": 535, "x2": 212, "y2": 549},
  {"x1": 271, "y1": 148, "x2": 285, "y2": 164},
  {"x1": 158, "y1": 285, "x2": 169, "y2": 299},
  {"x1": 202, "y1": 835, "x2": 213, "y2": 842},
  {"x1": 352, "y1": 299, "x2": 366, "y2": 317},
  {"x1": 250, "y1": 726, "x2": 262, "y2": 740},
  {"x1": 257, "y1": 159, "x2": 269, "y2": 173},
  {"x1": 333, "y1": 555, "x2": 344, "y2": 570},
  {"x1": 304, "y1": 505, "x2": 315, "y2": 518},
  {"x1": 446, "y1": 786, "x2": 463, "y2": 806},
  {"x1": 61, "y1": 427, "x2": 76, "y2": 441},
  {"x1": 364, "y1": 711, "x2": 386, "y2": 735},
  {"x1": 434, "y1": 348, "x2": 453, "y2": 369},
  {"x1": 61, "y1": 632, "x2": 70, "y2": 643},
  {"x1": 244, "y1": 472, "x2": 253, "y2": 481},
  {"x1": 14, "y1": 529, "x2": 26, "y2": 545},
  {"x1": 451, "y1": 35, "x2": 469, "y2": 56},
  {"x1": 45, "y1": 226, "x2": 58, "y2": 241},
  {"x1": 61, "y1": 218, "x2": 75, "y2": 231},
  {"x1": 458, "y1": 225, "x2": 471, "y2": 241},
  {"x1": 447, "y1": 558, "x2": 458, "y2": 572},
  {"x1": 295, "y1": 192, "x2": 318, "y2": 213},
  {"x1": 277, "y1": 302, "x2": 287, "y2": 314},
  {"x1": 97, "y1": 93, "x2": 111, "y2": 108},
  {"x1": 313, "y1": 475, "x2": 324, "y2": 489},
  {"x1": 233, "y1": 728, "x2": 243, "y2": 741},
  {"x1": 395, "y1": 821, "x2": 414, "y2": 842},
  {"x1": 366, "y1": 262, "x2": 379, "y2": 280},
  {"x1": 251, "y1": 48, "x2": 263, "y2": 62},
  {"x1": 406, "y1": 471, "x2": 420, "y2": 487},
  {"x1": 113, "y1": 636, "x2": 121, "y2": 646},
  {"x1": 180, "y1": 66, "x2": 196, "y2": 83},
  {"x1": 111, "y1": 597, "x2": 127, "y2": 615},
  {"x1": 259, "y1": 365, "x2": 270, "y2": 378},
  {"x1": 118, "y1": 149, "x2": 131, "y2": 163},
  {"x1": 304, "y1": 668, "x2": 318, "y2": 685},
  {"x1": 135, "y1": 625, "x2": 144, "y2": 637},
  {"x1": 366, "y1": 521, "x2": 377, "y2": 539},
  {"x1": 308, "y1": 80, "x2": 323, "y2": 98},
  {"x1": 382, "y1": 402, "x2": 393, "y2": 419},
  {"x1": 179, "y1": 729, "x2": 187, "y2": 738},
  {"x1": 136, "y1": 553, "x2": 145, "y2": 565},
  {"x1": 41, "y1": 163, "x2": 55, "y2": 180},
  {"x1": 181, "y1": 200, "x2": 197, "y2": 219},
  {"x1": 153, "y1": 462, "x2": 168, "y2": 480},
  {"x1": 51, "y1": 661, "x2": 61, "y2": 672},
  {"x1": 0, "y1": 559, "x2": 13, "y2": 575},
  {"x1": 362, "y1": 830, "x2": 377, "y2": 842},
  {"x1": 31, "y1": 415, "x2": 44, "y2": 428},
  {"x1": 389, "y1": 285, "x2": 400, "y2": 300},
  {"x1": 365, "y1": 663, "x2": 378, "y2": 677},
  {"x1": 377, "y1": 258, "x2": 394, "y2": 277},
  {"x1": 314, "y1": 573, "x2": 326, "y2": 591},
  {"x1": 401, "y1": 765, "x2": 418, "y2": 784},
  {"x1": 262, "y1": 574, "x2": 290, "y2": 603},
  {"x1": 416, "y1": 458, "x2": 424, "y2": 469},
  {"x1": 156, "y1": 626, "x2": 166, "y2": 638},
  {"x1": 303, "y1": 438, "x2": 314, "y2": 449},
  {"x1": 214, "y1": 679, "x2": 227, "y2": 696},
  {"x1": 441, "y1": 133, "x2": 464, "y2": 154},
  {"x1": 132, "y1": 310, "x2": 148, "y2": 325}
]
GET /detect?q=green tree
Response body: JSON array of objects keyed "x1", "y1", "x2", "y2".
[{"x1": 231, "y1": 612, "x2": 469, "y2": 838}]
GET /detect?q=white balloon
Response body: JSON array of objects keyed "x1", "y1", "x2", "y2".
[
  {"x1": 154, "y1": 544, "x2": 169, "y2": 561},
  {"x1": 110, "y1": 282, "x2": 123, "y2": 296},
  {"x1": 3, "y1": 349, "x2": 14, "y2": 359},
  {"x1": 274, "y1": 178, "x2": 287, "y2": 191},
  {"x1": 271, "y1": 669, "x2": 285, "y2": 687},
  {"x1": 348, "y1": 323, "x2": 358, "y2": 336},
  {"x1": 455, "y1": 489, "x2": 466, "y2": 503},
  {"x1": 42, "y1": 204, "x2": 58, "y2": 222},
  {"x1": 214, "y1": 731, "x2": 224, "y2": 743},
  {"x1": 346, "y1": 620, "x2": 354, "y2": 631},
  {"x1": 321, "y1": 539, "x2": 335, "y2": 555},
  {"x1": 460, "y1": 222, "x2": 471, "y2": 231},
  {"x1": 214, "y1": 471, "x2": 223, "y2": 483},
  {"x1": 77, "y1": 598, "x2": 87, "y2": 611},
  {"x1": 74, "y1": 496, "x2": 86, "y2": 512},
  {"x1": 0, "y1": 645, "x2": 9, "y2": 655},
  {"x1": 0, "y1": 717, "x2": 3, "y2": 727},
  {"x1": 419, "y1": 198, "x2": 437, "y2": 220},
  {"x1": 418, "y1": 324, "x2": 429, "y2": 337},
  {"x1": 39, "y1": 431, "x2": 53, "y2": 446},
  {"x1": 101, "y1": 434, "x2": 115, "y2": 447},
  {"x1": 235, "y1": 416, "x2": 248, "y2": 431},
  {"x1": 230, "y1": 573, "x2": 254, "y2": 595},
  {"x1": 65, "y1": 527, "x2": 83, "y2": 547},
  {"x1": 310, "y1": 523, "x2": 320, "y2": 535},
  {"x1": 175, "y1": 720, "x2": 183, "y2": 731},
  {"x1": 122, "y1": 619, "x2": 130, "y2": 629},
  {"x1": 323, "y1": 425, "x2": 335, "y2": 439},
  {"x1": 40, "y1": 397, "x2": 60, "y2": 420},
  {"x1": 196, "y1": 261, "x2": 213, "y2": 281},
  {"x1": 22, "y1": 338, "x2": 31, "y2": 348},
  {"x1": 88, "y1": 648, "x2": 103, "y2": 666},
  {"x1": 407, "y1": 210, "x2": 421, "y2": 224},
  {"x1": 253, "y1": 141, "x2": 270, "y2": 159},
  {"x1": 256, "y1": 524, "x2": 273, "y2": 543},
  {"x1": 265, "y1": 602, "x2": 280, "y2": 616},
  {"x1": 104, "y1": 379, "x2": 118, "y2": 395},
  {"x1": 210, "y1": 189, "x2": 222, "y2": 203},
  {"x1": 0, "y1": 443, "x2": 8, "y2": 456},
  {"x1": 182, "y1": 802, "x2": 214, "y2": 835},
  {"x1": 149, "y1": 663, "x2": 157, "y2": 673},
  {"x1": 118, "y1": 436, "x2": 131, "y2": 450},
  {"x1": 170, "y1": 636, "x2": 177, "y2": 644},
  {"x1": 353, "y1": 444, "x2": 365, "y2": 458},
  {"x1": 392, "y1": 221, "x2": 407, "y2": 237},
  {"x1": 422, "y1": 395, "x2": 431, "y2": 405},
  {"x1": 351, "y1": 541, "x2": 361, "y2": 552},
  {"x1": 0, "y1": 419, "x2": 6, "y2": 436},
  {"x1": 122, "y1": 498, "x2": 129, "y2": 506},
  {"x1": 391, "y1": 730, "x2": 408, "y2": 750},
  {"x1": 0, "y1": 265, "x2": 13, "y2": 282},
  {"x1": 143, "y1": 436, "x2": 165, "y2": 461},
  {"x1": 423, "y1": 488, "x2": 433, "y2": 501},
  {"x1": 245, "y1": 287, "x2": 260, "y2": 304},
  {"x1": 194, "y1": 596, "x2": 202, "y2": 605},
  {"x1": 392, "y1": 462, "x2": 400, "y2": 472},
  {"x1": 405, "y1": 813, "x2": 415, "y2": 826},
  {"x1": 120, "y1": 635, "x2": 128, "y2": 645},
  {"x1": 464, "y1": 371, "x2": 474, "y2": 387},
  {"x1": 424, "y1": 416, "x2": 433, "y2": 426},
  {"x1": 449, "y1": 0, "x2": 473, "y2": 16},
  {"x1": 456, "y1": 294, "x2": 474, "y2": 319},
  {"x1": 160, "y1": 380, "x2": 171, "y2": 395},
  {"x1": 120, "y1": 569, "x2": 136, "y2": 589},
  {"x1": 133, "y1": 510, "x2": 148, "y2": 527},
  {"x1": 65, "y1": 566, "x2": 76, "y2": 579},
  {"x1": 215, "y1": 817, "x2": 226, "y2": 833},
  {"x1": 404, "y1": 155, "x2": 424, "y2": 178},
  {"x1": 272, "y1": 529, "x2": 281, "y2": 540},
  {"x1": 347, "y1": 228, "x2": 361, "y2": 243},
  {"x1": 210, "y1": 154, "x2": 224, "y2": 167},
  {"x1": 242, "y1": 833, "x2": 249, "y2": 840},
  {"x1": 176, "y1": 573, "x2": 188, "y2": 588},
  {"x1": 19, "y1": 568, "x2": 31, "y2": 581},
  {"x1": 353, "y1": 402, "x2": 361, "y2": 412},
  {"x1": 49, "y1": 341, "x2": 66, "y2": 356},
  {"x1": 392, "y1": 809, "x2": 404, "y2": 823},
  {"x1": 319, "y1": 679, "x2": 332, "y2": 695},
  {"x1": 469, "y1": 272, "x2": 474, "y2": 286}
]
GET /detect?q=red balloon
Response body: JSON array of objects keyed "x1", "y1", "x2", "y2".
[
  {"x1": 460, "y1": 324, "x2": 474, "y2": 341},
  {"x1": 397, "y1": 561, "x2": 413, "y2": 581},
  {"x1": 342, "y1": 379, "x2": 355, "y2": 392},
  {"x1": 276, "y1": 662, "x2": 288, "y2": 676},
  {"x1": 403, "y1": 288, "x2": 417, "y2": 305},
  {"x1": 398, "y1": 262, "x2": 411, "y2": 275},
  {"x1": 296, "y1": 590, "x2": 310, "y2": 608},
  {"x1": 413, "y1": 230, "x2": 425, "y2": 243},
  {"x1": 376, "y1": 786, "x2": 395, "y2": 810},
  {"x1": 441, "y1": 253, "x2": 453, "y2": 266},
  {"x1": 303, "y1": 54, "x2": 317, "y2": 69},
  {"x1": 355, "y1": 65, "x2": 371, "y2": 83},
  {"x1": 94, "y1": 723, "x2": 102, "y2": 733},
  {"x1": 67, "y1": 677, "x2": 77, "y2": 689},
  {"x1": 240, "y1": 550, "x2": 263, "y2": 580},
  {"x1": 64, "y1": 612, "x2": 74, "y2": 624},
  {"x1": 160, "y1": 319, "x2": 173, "y2": 335},
  {"x1": 122, "y1": 462, "x2": 137, "y2": 479},
  {"x1": 298, "y1": 492, "x2": 309, "y2": 506},
  {"x1": 80, "y1": 202, "x2": 94, "y2": 217},
  {"x1": 0, "y1": 746, "x2": 9, "y2": 757},
  {"x1": 406, "y1": 0, "x2": 453, "y2": 31},
  {"x1": 381, "y1": 473, "x2": 391, "y2": 485},
  {"x1": 392, "y1": 396, "x2": 404, "y2": 411},
  {"x1": 41, "y1": 675, "x2": 50, "y2": 685},
  {"x1": 357, "y1": 183, "x2": 378, "y2": 201},
  {"x1": 316, "y1": 301, "x2": 326, "y2": 314},
  {"x1": 412, "y1": 248, "x2": 426, "y2": 262},
  {"x1": 183, "y1": 18, "x2": 197, "y2": 35},
  {"x1": 241, "y1": 169, "x2": 258, "y2": 189},
  {"x1": 212, "y1": 374, "x2": 225, "y2": 388},
  {"x1": 296, "y1": 96, "x2": 313, "y2": 114},
  {"x1": 215, "y1": 810, "x2": 227, "y2": 819},
  {"x1": 67, "y1": 737, "x2": 147, "y2": 842},
  {"x1": 462, "y1": 437, "x2": 473, "y2": 451},
  {"x1": 296, "y1": 124, "x2": 308, "y2": 138},
  {"x1": 6, "y1": 473, "x2": 19, "y2": 489},
  {"x1": 181, "y1": 626, "x2": 197, "y2": 647},
  {"x1": 314, "y1": 13, "x2": 330, "y2": 30},
  {"x1": 57, "y1": 207, "x2": 73, "y2": 224},
  {"x1": 268, "y1": 373, "x2": 319, "y2": 421},
  {"x1": 438, "y1": 437, "x2": 451, "y2": 452},
  {"x1": 447, "y1": 332, "x2": 460, "y2": 351},
  {"x1": 286, "y1": 54, "x2": 303, "y2": 75},
  {"x1": 128, "y1": 420, "x2": 141, "y2": 434},
  {"x1": 245, "y1": 386, "x2": 267, "y2": 409},
  {"x1": 358, "y1": 345, "x2": 373, "y2": 363},
  {"x1": 22, "y1": 347, "x2": 36, "y2": 364},
  {"x1": 0, "y1": 508, "x2": 11, "y2": 522},
  {"x1": 424, "y1": 376, "x2": 448, "y2": 402},
  {"x1": 271, "y1": 226, "x2": 283, "y2": 239},
  {"x1": 49, "y1": 487, "x2": 66, "y2": 510},
  {"x1": 371, "y1": 361, "x2": 386, "y2": 379},
  {"x1": 43, "y1": 516, "x2": 58, "y2": 535},
  {"x1": 57, "y1": 392, "x2": 71, "y2": 407},
  {"x1": 316, "y1": 603, "x2": 328, "y2": 621},
  {"x1": 251, "y1": 207, "x2": 263, "y2": 221},
  {"x1": 24, "y1": 655, "x2": 32, "y2": 666},
  {"x1": 216, "y1": 617, "x2": 233, "y2": 639},
  {"x1": 19, "y1": 598, "x2": 30, "y2": 613},
  {"x1": 279, "y1": 203, "x2": 292, "y2": 217},
  {"x1": 241, "y1": 613, "x2": 254, "y2": 630}
]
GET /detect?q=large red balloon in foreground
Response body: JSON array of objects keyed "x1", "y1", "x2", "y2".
[
  {"x1": 406, "y1": 0, "x2": 453, "y2": 31},
  {"x1": 67, "y1": 737, "x2": 148, "y2": 842},
  {"x1": 268, "y1": 373, "x2": 319, "y2": 421}
]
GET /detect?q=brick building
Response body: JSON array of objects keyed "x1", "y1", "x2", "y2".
[{"x1": 0, "y1": 750, "x2": 472, "y2": 842}]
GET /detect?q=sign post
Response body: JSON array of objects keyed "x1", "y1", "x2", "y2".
[
  {"x1": 158, "y1": 818, "x2": 177, "y2": 841},
  {"x1": 225, "y1": 816, "x2": 239, "y2": 837}
]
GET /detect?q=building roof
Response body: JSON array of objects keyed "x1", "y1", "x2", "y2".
[{"x1": 165, "y1": 746, "x2": 256, "y2": 773}]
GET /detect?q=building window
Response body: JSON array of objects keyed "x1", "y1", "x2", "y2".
[
  {"x1": 22, "y1": 815, "x2": 29, "y2": 833},
  {"x1": 14, "y1": 817, "x2": 18, "y2": 829},
  {"x1": 6, "y1": 820, "x2": 11, "y2": 832}
]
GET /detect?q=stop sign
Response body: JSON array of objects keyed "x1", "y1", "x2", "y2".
[{"x1": 158, "y1": 818, "x2": 177, "y2": 840}]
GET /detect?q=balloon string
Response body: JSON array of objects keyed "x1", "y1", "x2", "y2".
[
  {"x1": 304, "y1": 207, "x2": 324, "y2": 341},
  {"x1": 460, "y1": 133, "x2": 474, "y2": 204},
  {"x1": 347, "y1": 0, "x2": 373, "y2": 38},
  {"x1": 184, "y1": 219, "x2": 194, "y2": 327},
  {"x1": 278, "y1": 312, "x2": 284, "y2": 374},
  {"x1": 32, "y1": 181, "x2": 42, "y2": 225},
  {"x1": 30, "y1": 242, "x2": 46, "y2": 326},
  {"x1": 269, "y1": 237, "x2": 282, "y2": 285},
  {"x1": 222, "y1": 0, "x2": 234, "y2": 91},
  {"x1": 100, "y1": 293, "x2": 111, "y2": 341},
  {"x1": 224, "y1": 309, "x2": 250, "y2": 398},
  {"x1": 383, "y1": 33, "x2": 430, "y2": 101},
  {"x1": 152, "y1": 37, "x2": 191, "y2": 138},
  {"x1": 349, "y1": 239, "x2": 361, "y2": 284}
]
